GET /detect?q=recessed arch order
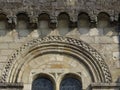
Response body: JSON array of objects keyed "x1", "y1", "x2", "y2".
[{"x1": 0, "y1": 36, "x2": 112, "y2": 83}]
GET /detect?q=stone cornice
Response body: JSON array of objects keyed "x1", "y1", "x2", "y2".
[
  {"x1": 89, "y1": 83, "x2": 120, "y2": 89},
  {"x1": 0, "y1": 0, "x2": 119, "y2": 22},
  {"x1": 0, "y1": 82, "x2": 23, "y2": 88}
]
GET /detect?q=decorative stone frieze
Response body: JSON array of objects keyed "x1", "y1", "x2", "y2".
[{"x1": 0, "y1": 0, "x2": 119, "y2": 22}]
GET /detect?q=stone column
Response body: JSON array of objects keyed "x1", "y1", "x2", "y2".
[{"x1": 56, "y1": 82, "x2": 60, "y2": 90}]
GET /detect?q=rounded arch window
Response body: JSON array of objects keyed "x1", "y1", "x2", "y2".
[
  {"x1": 60, "y1": 74, "x2": 82, "y2": 90},
  {"x1": 32, "y1": 77, "x2": 54, "y2": 90}
]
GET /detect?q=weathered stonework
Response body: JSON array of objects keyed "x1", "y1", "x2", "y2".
[{"x1": 0, "y1": 0, "x2": 120, "y2": 90}]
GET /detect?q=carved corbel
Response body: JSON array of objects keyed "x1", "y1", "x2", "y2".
[
  {"x1": 6, "y1": 15, "x2": 16, "y2": 29},
  {"x1": 7, "y1": 16, "x2": 12, "y2": 24},
  {"x1": 110, "y1": 16, "x2": 115, "y2": 22},
  {"x1": 29, "y1": 16, "x2": 38, "y2": 23},
  {"x1": 29, "y1": 16, "x2": 38, "y2": 29},
  {"x1": 50, "y1": 16, "x2": 57, "y2": 29},
  {"x1": 12, "y1": 16, "x2": 17, "y2": 25},
  {"x1": 70, "y1": 15, "x2": 77, "y2": 22},
  {"x1": 88, "y1": 13, "x2": 97, "y2": 28}
]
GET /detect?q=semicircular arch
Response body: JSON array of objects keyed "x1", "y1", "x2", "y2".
[{"x1": 0, "y1": 36, "x2": 112, "y2": 83}]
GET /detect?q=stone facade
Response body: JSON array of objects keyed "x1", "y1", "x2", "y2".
[{"x1": 0, "y1": 0, "x2": 120, "y2": 90}]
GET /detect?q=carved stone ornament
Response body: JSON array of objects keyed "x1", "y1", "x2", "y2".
[
  {"x1": 0, "y1": 36, "x2": 112, "y2": 83},
  {"x1": 0, "y1": 0, "x2": 119, "y2": 22}
]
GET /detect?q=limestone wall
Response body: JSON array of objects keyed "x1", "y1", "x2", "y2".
[
  {"x1": 0, "y1": 23, "x2": 119, "y2": 82},
  {"x1": 0, "y1": 0, "x2": 119, "y2": 87}
]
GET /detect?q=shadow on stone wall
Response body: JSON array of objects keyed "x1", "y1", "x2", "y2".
[
  {"x1": 118, "y1": 14, "x2": 120, "y2": 70},
  {"x1": 115, "y1": 77, "x2": 120, "y2": 90},
  {"x1": 114, "y1": 14, "x2": 120, "y2": 90}
]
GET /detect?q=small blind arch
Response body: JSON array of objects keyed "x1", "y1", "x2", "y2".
[
  {"x1": 38, "y1": 13, "x2": 50, "y2": 29},
  {"x1": 16, "y1": 13, "x2": 30, "y2": 37},
  {"x1": 38, "y1": 13, "x2": 51, "y2": 37},
  {"x1": 57, "y1": 12, "x2": 70, "y2": 35},
  {"x1": 78, "y1": 12, "x2": 90, "y2": 28},
  {"x1": 97, "y1": 12, "x2": 110, "y2": 28}
]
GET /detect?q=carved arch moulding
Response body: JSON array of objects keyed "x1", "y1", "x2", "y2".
[{"x1": 0, "y1": 36, "x2": 112, "y2": 83}]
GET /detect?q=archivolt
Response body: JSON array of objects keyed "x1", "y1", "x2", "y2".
[{"x1": 0, "y1": 36, "x2": 112, "y2": 83}]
